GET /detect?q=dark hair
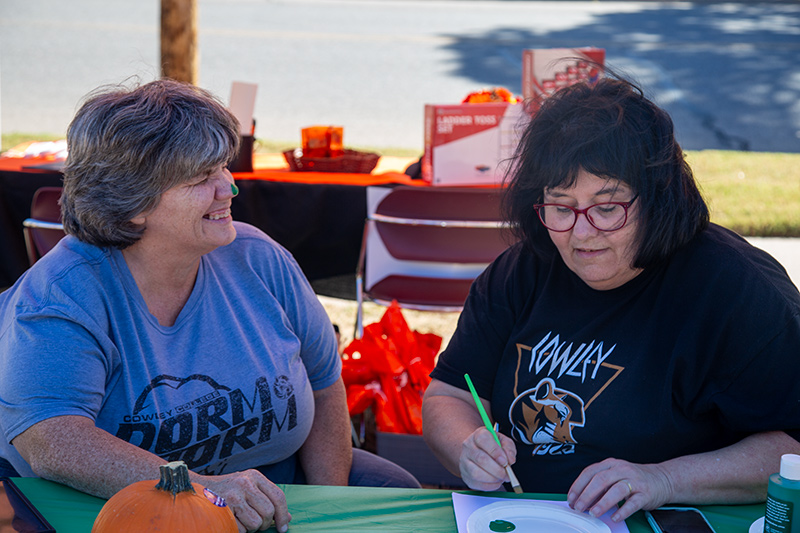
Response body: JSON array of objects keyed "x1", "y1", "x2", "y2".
[
  {"x1": 503, "y1": 75, "x2": 709, "y2": 269},
  {"x1": 61, "y1": 78, "x2": 240, "y2": 248}
]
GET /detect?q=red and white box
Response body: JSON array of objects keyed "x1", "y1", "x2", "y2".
[
  {"x1": 522, "y1": 47, "x2": 605, "y2": 106},
  {"x1": 421, "y1": 102, "x2": 527, "y2": 186}
]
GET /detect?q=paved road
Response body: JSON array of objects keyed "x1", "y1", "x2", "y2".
[
  {"x1": 1, "y1": 0, "x2": 799, "y2": 152},
  {"x1": 748, "y1": 237, "x2": 800, "y2": 289}
]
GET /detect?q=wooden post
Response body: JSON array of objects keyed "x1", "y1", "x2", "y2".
[{"x1": 160, "y1": 0, "x2": 198, "y2": 84}]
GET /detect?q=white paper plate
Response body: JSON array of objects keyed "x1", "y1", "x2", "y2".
[
  {"x1": 466, "y1": 501, "x2": 612, "y2": 533},
  {"x1": 749, "y1": 516, "x2": 764, "y2": 533}
]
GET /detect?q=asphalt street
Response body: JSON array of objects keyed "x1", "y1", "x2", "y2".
[
  {"x1": 1, "y1": 0, "x2": 799, "y2": 153},
  {"x1": 2, "y1": 0, "x2": 800, "y2": 288}
]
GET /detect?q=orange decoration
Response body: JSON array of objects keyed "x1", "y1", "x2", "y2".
[{"x1": 461, "y1": 87, "x2": 519, "y2": 104}]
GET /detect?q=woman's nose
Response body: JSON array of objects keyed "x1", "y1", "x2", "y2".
[
  {"x1": 215, "y1": 169, "x2": 236, "y2": 197},
  {"x1": 571, "y1": 211, "x2": 597, "y2": 237}
]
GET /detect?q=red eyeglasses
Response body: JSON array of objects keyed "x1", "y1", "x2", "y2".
[{"x1": 533, "y1": 197, "x2": 637, "y2": 232}]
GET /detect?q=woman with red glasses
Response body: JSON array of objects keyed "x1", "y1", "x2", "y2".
[{"x1": 423, "y1": 74, "x2": 800, "y2": 523}]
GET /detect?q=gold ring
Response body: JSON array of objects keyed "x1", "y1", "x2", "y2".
[{"x1": 624, "y1": 481, "x2": 633, "y2": 495}]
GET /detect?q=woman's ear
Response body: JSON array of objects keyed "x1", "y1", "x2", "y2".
[{"x1": 130, "y1": 214, "x2": 146, "y2": 225}]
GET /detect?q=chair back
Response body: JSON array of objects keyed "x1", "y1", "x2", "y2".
[
  {"x1": 369, "y1": 186, "x2": 512, "y2": 264},
  {"x1": 355, "y1": 185, "x2": 517, "y2": 337},
  {"x1": 22, "y1": 186, "x2": 66, "y2": 266}
]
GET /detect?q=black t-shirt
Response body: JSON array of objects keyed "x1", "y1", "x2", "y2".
[{"x1": 431, "y1": 224, "x2": 800, "y2": 493}]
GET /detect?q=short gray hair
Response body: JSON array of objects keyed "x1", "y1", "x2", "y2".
[{"x1": 61, "y1": 78, "x2": 241, "y2": 248}]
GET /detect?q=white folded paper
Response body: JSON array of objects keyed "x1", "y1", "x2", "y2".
[{"x1": 229, "y1": 81, "x2": 258, "y2": 136}]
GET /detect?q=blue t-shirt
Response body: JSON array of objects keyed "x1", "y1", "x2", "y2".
[{"x1": 0, "y1": 222, "x2": 341, "y2": 477}]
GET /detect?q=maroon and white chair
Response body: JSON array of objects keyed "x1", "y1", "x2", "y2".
[
  {"x1": 22, "y1": 186, "x2": 66, "y2": 266},
  {"x1": 355, "y1": 185, "x2": 516, "y2": 338}
]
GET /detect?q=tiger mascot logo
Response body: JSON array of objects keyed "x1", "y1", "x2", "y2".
[{"x1": 509, "y1": 377, "x2": 584, "y2": 454}]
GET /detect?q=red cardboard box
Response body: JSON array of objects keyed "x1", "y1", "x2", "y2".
[
  {"x1": 522, "y1": 47, "x2": 605, "y2": 107},
  {"x1": 422, "y1": 102, "x2": 527, "y2": 186}
]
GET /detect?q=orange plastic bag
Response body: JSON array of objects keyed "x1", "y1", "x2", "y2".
[{"x1": 341, "y1": 302, "x2": 442, "y2": 434}]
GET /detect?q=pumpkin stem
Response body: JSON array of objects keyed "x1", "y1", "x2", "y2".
[{"x1": 155, "y1": 461, "x2": 196, "y2": 498}]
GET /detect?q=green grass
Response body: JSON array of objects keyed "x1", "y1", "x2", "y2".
[
  {"x1": 687, "y1": 150, "x2": 800, "y2": 237},
  {"x1": 2, "y1": 132, "x2": 65, "y2": 151},
  {"x1": 3, "y1": 133, "x2": 798, "y2": 237}
]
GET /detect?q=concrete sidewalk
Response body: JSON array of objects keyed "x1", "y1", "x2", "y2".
[{"x1": 747, "y1": 237, "x2": 800, "y2": 288}]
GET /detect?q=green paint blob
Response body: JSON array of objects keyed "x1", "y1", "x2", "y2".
[{"x1": 489, "y1": 519, "x2": 516, "y2": 532}]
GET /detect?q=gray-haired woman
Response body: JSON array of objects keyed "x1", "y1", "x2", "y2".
[{"x1": 0, "y1": 79, "x2": 418, "y2": 533}]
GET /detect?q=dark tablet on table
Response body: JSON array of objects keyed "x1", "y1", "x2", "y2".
[{"x1": 0, "y1": 477, "x2": 56, "y2": 532}]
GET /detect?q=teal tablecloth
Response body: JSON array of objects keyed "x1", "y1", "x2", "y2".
[{"x1": 12, "y1": 477, "x2": 765, "y2": 532}]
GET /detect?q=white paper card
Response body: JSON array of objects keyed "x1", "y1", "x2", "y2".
[
  {"x1": 451, "y1": 492, "x2": 630, "y2": 533},
  {"x1": 229, "y1": 81, "x2": 258, "y2": 136}
]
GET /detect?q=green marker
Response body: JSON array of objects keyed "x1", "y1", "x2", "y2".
[{"x1": 231, "y1": 183, "x2": 239, "y2": 196}]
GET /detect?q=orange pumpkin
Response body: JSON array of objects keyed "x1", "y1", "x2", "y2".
[{"x1": 92, "y1": 461, "x2": 238, "y2": 533}]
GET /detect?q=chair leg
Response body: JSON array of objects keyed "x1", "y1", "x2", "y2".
[
  {"x1": 355, "y1": 273, "x2": 364, "y2": 340},
  {"x1": 22, "y1": 227, "x2": 38, "y2": 267},
  {"x1": 351, "y1": 419, "x2": 362, "y2": 448}
]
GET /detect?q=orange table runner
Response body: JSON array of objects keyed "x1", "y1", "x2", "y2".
[
  {"x1": 0, "y1": 153, "x2": 424, "y2": 187},
  {"x1": 0, "y1": 157, "x2": 64, "y2": 173},
  {"x1": 234, "y1": 153, "x2": 422, "y2": 186}
]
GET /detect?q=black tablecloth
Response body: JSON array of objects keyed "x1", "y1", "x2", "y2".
[
  {"x1": 232, "y1": 179, "x2": 367, "y2": 283},
  {"x1": 0, "y1": 168, "x2": 369, "y2": 290},
  {"x1": 0, "y1": 167, "x2": 63, "y2": 288}
]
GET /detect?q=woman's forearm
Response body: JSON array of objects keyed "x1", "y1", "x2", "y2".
[
  {"x1": 13, "y1": 415, "x2": 170, "y2": 499},
  {"x1": 570, "y1": 430, "x2": 800, "y2": 522},
  {"x1": 661, "y1": 431, "x2": 800, "y2": 504},
  {"x1": 15, "y1": 414, "x2": 294, "y2": 532},
  {"x1": 422, "y1": 380, "x2": 488, "y2": 476}
]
